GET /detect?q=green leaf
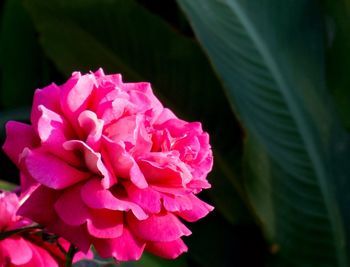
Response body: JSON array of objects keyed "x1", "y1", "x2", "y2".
[
  {"x1": 23, "y1": 0, "x2": 256, "y2": 224},
  {"x1": 322, "y1": 0, "x2": 350, "y2": 130},
  {"x1": 177, "y1": 0, "x2": 350, "y2": 266},
  {"x1": 0, "y1": 179, "x2": 17, "y2": 191}
]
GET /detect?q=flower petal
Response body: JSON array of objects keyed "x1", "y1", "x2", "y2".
[
  {"x1": 64, "y1": 140, "x2": 115, "y2": 188},
  {"x1": 176, "y1": 195, "x2": 214, "y2": 222},
  {"x1": 2, "y1": 121, "x2": 38, "y2": 166},
  {"x1": 124, "y1": 183, "x2": 161, "y2": 214},
  {"x1": 0, "y1": 236, "x2": 32, "y2": 265},
  {"x1": 93, "y1": 227, "x2": 146, "y2": 261},
  {"x1": 81, "y1": 178, "x2": 147, "y2": 220},
  {"x1": 60, "y1": 72, "x2": 95, "y2": 116},
  {"x1": 127, "y1": 212, "x2": 191, "y2": 242},
  {"x1": 23, "y1": 148, "x2": 90, "y2": 189},
  {"x1": 102, "y1": 137, "x2": 147, "y2": 189},
  {"x1": 54, "y1": 183, "x2": 90, "y2": 226},
  {"x1": 27, "y1": 242, "x2": 60, "y2": 267},
  {"x1": 31, "y1": 83, "x2": 61, "y2": 126},
  {"x1": 47, "y1": 218, "x2": 91, "y2": 253},
  {"x1": 87, "y1": 209, "x2": 123, "y2": 238},
  {"x1": 146, "y1": 238, "x2": 188, "y2": 259},
  {"x1": 78, "y1": 110, "x2": 103, "y2": 150},
  {"x1": 17, "y1": 185, "x2": 59, "y2": 226}
]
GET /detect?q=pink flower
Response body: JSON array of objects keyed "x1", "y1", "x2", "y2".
[
  {"x1": 3, "y1": 69, "x2": 214, "y2": 261},
  {"x1": 0, "y1": 191, "x2": 78, "y2": 266}
]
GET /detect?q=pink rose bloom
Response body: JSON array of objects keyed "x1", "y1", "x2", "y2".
[
  {"x1": 3, "y1": 69, "x2": 213, "y2": 261},
  {"x1": 0, "y1": 191, "x2": 73, "y2": 266}
]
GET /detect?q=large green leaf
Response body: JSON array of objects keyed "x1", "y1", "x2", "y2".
[
  {"x1": 322, "y1": 0, "x2": 350, "y2": 131},
  {"x1": 23, "y1": 0, "x2": 256, "y2": 225},
  {"x1": 177, "y1": 0, "x2": 350, "y2": 266}
]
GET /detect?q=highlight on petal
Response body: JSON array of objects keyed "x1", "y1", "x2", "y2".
[{"x1": 127, "y1": 212, "x2": 191, "y2": 242}]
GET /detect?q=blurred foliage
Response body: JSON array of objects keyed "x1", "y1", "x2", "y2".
[{"x1": 0, "y1": 0, "x2": 350, "y2": 266}]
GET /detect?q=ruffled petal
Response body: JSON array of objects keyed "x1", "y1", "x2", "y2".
[
  {"x1": 0, "y1": 236, "x2": 32, "y2": 265},
  {"x1": 36, "y1": 105, "x2": 79, "y2": 166},
  {"x1": 138, "y1": 152, "x2": 192, "y2": 187},
  {"x1": 60, "y1": 72, "x2": 96, "y2": 118},
  {"x1": 93, "y1": 227, "x2": 145, "y2": 261},
  {"x1": 26, "y1": 241, "x2": 60, "y2": 267},
  {"x1": 127, "y1": 212, "x2": 191, "y2": 242},
  {"x1": 2, "y1": 121, "x2": 38, "y2": 166},
  {"x1": 47, "y1": 219, "x2": 91, "y2": 253},
  {"x1": 124, "y1": 183, "x2": 161, "y2": 214},
  {"x1": 23, "y1": 148, "x2": 90, "y2": 189},
  {"x1": 81, "y1": 178, "x2": 147, "y2": 220},
  {"x1": 78, "y1": 110, "x2": 103, "y2": 151},
  {"x1": 54, "y1": 183, "x2": 90, "y2": 226},
  {"x1": 31, "y1": 83, "x2": 62, "y2": 126},
  {"x1": 87, "y1": 209, "x2": 123, "y2": 238},
  {"x1": 17, "y1": 185, "x2": 60, "y2": 226},
  {"x1": 64, "y1": 140, "x2": 115, "y2": 188},
  {"x1": 176, "y1": 195, "x2": 214, "y2": 222},
  {"x1": 102, "y1": 137, "x2": 147, "y2": 189},
  {"x1": 146, "y1": 238, "x2": 188, "y2": 259}
]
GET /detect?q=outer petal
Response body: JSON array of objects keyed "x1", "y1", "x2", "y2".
[
  {"x1": 137, "y1": 152, "x2": 192, "y2": 187},
  {"x1": 127, "y1": 212, "x2": 191, "y2": 242},
  {"x1": 176, "y1": 195, "x2": 214, "y2": 222},
  {"x1": 47, "y1": 218, "x2": 91, "y2": 253},
  {"x1": 36, "y1": 105, "x2": 79, "y2": 166},
  {"x1": 54, "y1": 184, "x2": 90, "y2": 226},
  {"x1": 23, "y1": 148, "x2": 90, "y2": 189},
  {"x1": 0, "y1": 192, "x2": 18, "y2": 230},
  {"x1": 31, "y1": 83, "x2": 62, "y2": 126},
  {"x1": 162, "y1": 194, "x2": 192, "y2": 212},
  {"x1": 146, "y1": 238, "x2": 188, "y2": 259},
  {"x1": 93, "y1": 227, "x2": 146, "y2": 261},
  {"x1": 0, "y1": 236, "x2": 32, "y2": 265},
  {"x1": 81, "y1": 178, "x2": 147, "y2": 220},
  {"x1": 17, "y1": 185, "x2": 60, "y2": 226},
  {"x1": 26, "y1": 242, "x2": 60, "y2": 267},
  {"x1": 60, "y1": 72, "x2": 96, "y2": 121},
  {"x1": 2, "y1": 121, "x2": 38, "y2": 166},
  {"x1": 124, "y1": 183, "x2": 161, "y2": 214},
  {"x1": 87, "y1": 209, "x2": 123, "y2": 239}
]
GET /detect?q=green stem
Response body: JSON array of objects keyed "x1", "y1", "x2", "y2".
[
  {"x1": 65, "y1": 244, "x2": 77, "y2": 267},
  {"x1": 0, "y1": 225, "x2": 42, "y2": 241}
]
